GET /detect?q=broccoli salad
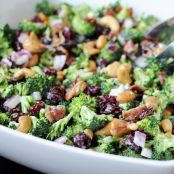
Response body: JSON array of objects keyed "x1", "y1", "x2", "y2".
[{"x1": 0, "y1": 0, "x2": 174, "y2": 160}]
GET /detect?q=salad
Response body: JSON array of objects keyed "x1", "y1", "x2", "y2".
[{"x1": 0, "y1": 0, "x2": 174, "y2": 161}]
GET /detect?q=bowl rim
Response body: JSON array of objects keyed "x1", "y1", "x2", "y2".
[{"x1": 1, "y1": 125, "x2": 174, "y2": 166}]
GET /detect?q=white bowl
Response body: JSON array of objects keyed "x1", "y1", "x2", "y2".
[{"x1": 1, "y1": 1, "x2": 174, "y2": 174}]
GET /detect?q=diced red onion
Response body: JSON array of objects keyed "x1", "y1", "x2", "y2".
[
  {"x1": 3, "y1": 95, "x2": 21, "y2": 109},
  {"x1": 107, "y1": 44, "x2": 116, "y2": 52},
  {"x1": 135, "y1": 57, "x2": 148, "y2": 68},
  {"x1": 133, "y1": 131, "x2": 146, "y2": 147},
  {"x1": 53, "y1": 55, "x2": 67, "y2": 70},
  {"x1": 32, "y1": 92, "x2": 42, "y2": 101},
  {"x1": 109, "y1": 84, "x2": 130, "y2": 96},
  {"x1": 54, "y1": 136, "x2": 68, "y2": 144},
  {"x1": 0, "y1": 58, "x2": 12, "y2": 67},
  {"x1": 18, "y1": 33, "x2": 29, "y2": 44},
  {"x1": 141, "y1": 147, "x2": 152, "y2": 158}
]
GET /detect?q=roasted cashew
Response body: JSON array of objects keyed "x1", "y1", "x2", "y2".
[
  {"x1": 83, "y1": 41, "x2": 100, "y2": 56},
  {"x1": 65, "y1": 80, "x2": 87, "y2": 100},
  {"x1": 160, "y1": 119, "x2": 173, "y2": 134},
  {"x1": 23, "y1": 32, "x2": 46, "y2": 53},
  {"x1": 27, "y1": 54, "x2": 39, "y2": 67},
  {"x1": 144, "y1": 96, "x2": 159, "y2": 110},
  {"x1": 96, "y1": 35, "x2": 107, "y2": 49},
  {"x1": 99, "y1": 15, "x2": 120, "y2": 34},
  {"x1": 16, "y1": 116, "x2": 32, "y2": 133},
  {"x1": 85, "y1": 60, "x2": 96, "y2": 72},
  {"x1": 117, "y1": 90, "x2": 136, "y2": 103},
  {"x1": 13, "y1": 68, "x2": 36, "y2": 80}
]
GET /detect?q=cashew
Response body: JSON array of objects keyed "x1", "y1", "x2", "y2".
[
  {"x1": 117, "y1": 90, "x2": 136, "y2": 103},
  {"x1": 101, "y1": 61, "x2": 120, "y2": 78},
  {"x1": 95, "y1": 119, "x2": 137, "y2": 137},
  {"x1": 13, "y1": 68, "x2": 36, "y2": 80},
  {"x1": 99, "y1": 15, "x2": 120, "y2": 34},
  {"x1": 23, "y1": 32, "x2": 46, "y2": 53},
  {"x1": 83, "y1": 41, "x2": 99, "y2": 56},
  {"x1": 117, "y1": 63, "x2": 132, "y2": 84},
  {"x1": 144, "y1": 96, "x2": 158, "y2": 110},
  {"x1": 65, "y1": 80, "x2": 87, "y2": 100},
  {"x1": 16, "y1": 116, "x2": 32, "y2": 133},
  {"x1": 84, "y1": 129, "x2": 93, "y2": 139},
  {"x1": 163, "y1": 109, "x2": 172, "y2": 118},
  {"x1": 85, "y1": 60, "x2": 96, "y2": 72},
  {"x1": 96, "y1": 35, "x2": 107, "y2": 49},
  {"x1": 27, "y1": 54, "x2": 39, "y2": 67},
  {"x1": 160, "y1": 119, "x2": 173, "y2": 134},
  {"x1": 57, "y1": 70, "x2": 65, "y2": 80}
]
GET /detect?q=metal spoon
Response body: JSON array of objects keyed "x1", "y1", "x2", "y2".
[{"x1": 146, "y1": 17, "x2": 174, "y2": 72}]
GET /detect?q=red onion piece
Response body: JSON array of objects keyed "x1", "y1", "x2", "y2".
[
  {"x1": 32, "y1": 92, "x2": 42, "y2": 101},
  {"x1": 0, "y1": 58, "x2": 12, "y2": 67},
  {"x1": 18, "y1": 33, "x2": 29, "y2": 44},
  {"x1": 53, "y1": 55, "x2": 67, "y2": 70},
  {"x1": 135, "y1": 57, "x2": 148, "y2": 68},
  {"x1": 133, "y1": 131, "x2": 146, "y2": 147},
  {"x1": 3, "y1": 95, "x2": 21, "y2": 109},
  {"x1": 141, "y1": 147, "x2": 152, "y2": 158},
  {"x1": 54, "y1": 136, "x2": 68, "y2": 144}
]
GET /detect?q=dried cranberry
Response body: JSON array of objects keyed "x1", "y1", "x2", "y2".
[
  {"x1": 97, "y1": 58, "x2": 108, "y2": 68},
  {"x1": 44, "y1": 68, "x2": 57, "y2": 76},
  {"x1": 96, "y1": 25, "x2": 110, "y2": 35},
  {"x1": 4, "y1": 106, "x2": 20, "y2": 114},
  {"x1": 72, "y1": 133, "x2": 91, "y2": 149},
  {"x1": 98, "y1": 95, "x2": 122, "y2": 116},
  {"x1": 85, "y1": 85, "x2": 100, "y2": 96},
  {"x1": 107, "y1": 43, "x2": 116, "y2": 52},
  {"x1": 63, "y1": 27, "x2": 73, "y2": 41},
  {"x1": 31, "y1": 16, "x2": 42, "y2": 23},
  {"x1": 46, "y1": 86, "x2": 65, "y2": 105},
  {"x1": 121, "y1": 134, "x2": 141, "y2": 152},
  {"x1": 28, "y1": 101, "x2": 45, "y2": 116}
]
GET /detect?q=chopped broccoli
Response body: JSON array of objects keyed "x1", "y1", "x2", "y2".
[
  {"x1": 35, "y1": 0, "x2": 55, "y2": 16},
  {"x1": 30, "y1": 115, "x2": 51, "y2": 138},
  {"x1": 122, "y1": 148, "x2": 142, "y2": 158},
  {"x1": 151, "y1": 133, "x2": 174, "y2": 160},
  {"x1": 99, "y1": 42, "x2": 122, "y2": 63},
  {"x1": 133, "y1": 59, "x2": 162, "y2": 88},
  {"x1": 137, "y1": 116, "x2": 160, "y2": 136},
  {"x1": 69, "y1": 93, "x2": 97, "y2": 114},
  {"x1": 1, "y1": 85, "x2": 14, "y2": 98},
  {"x1": 47, "y1": 112, "x2": 73, "y2": 140},
  {"x1": 87, "y1": 73, "x2": 107, "y2": 85},
  {"x1": 80, "y1": 106, "x2": 114, "y2": 131},
  {"x1": 19, "y1": 20, "x2": 46, "y2": 34},
  {"x1": 120, "y1": 101, "x2": 139, "y2": 111},
  {"x1": 25, "y1": 74, "x2": 56, "y2": 96},
  {"x1": 74, "y1": 4, "x2": 91, "y2": 18},
  {"x1": 20, "y1": 96, "x2": 35, "y2": 113},
  {"x1": 39, "y1": 51, "x2": 53, "y2": 69},
  {"x1": 95, "y1": 136, "x2": 118, "y2": 154},
  {"x1": 0, "y1": 113, "x2": 10, "y2": 126},
  {"x1": 72, "y1": 15, "x2": 96, "y2": 36},
  {"x1": 101, "y1": 78, "x2": 117, "y2": 94},
  {"x1": 0, "y1": 25, "x2": 15, "y2": 58},
  {"x1": 58, "y1": 3, "x2": 74, "y2": 20}
]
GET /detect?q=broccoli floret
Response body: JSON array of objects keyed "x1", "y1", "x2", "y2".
[
  {"x1": 0, "y1": 25, "x2": 15, "y2": 58},
  {"x1": 58, "y1": 3, "x2": 74, "y2": 20},
  {"x1": 120, "y1": 101, "x2": 139, "y2": 111},
  {"x1": 65, "y1": 54, "x2": 91, "y2": 82},
  {"x1": 101, "y1": 78, "x2": 117, "y2": 94},
  {"x1": 25, "y1": 74, "x2": 56, "y2": 96},
  {"x1": 99, "y1": 42, "x2": 122, "y2": 63},
  {"x1": 74, "y1": 5, "x2": 91, "y2": 18},
  {"x1": 80, "y1": 106, "x2": 113, "y2": 131},
  {"x1": 39, "y1": 51, "x2": 53, "y2": 69},
  {"x1": 151, "y1": 133, "x2": 174, "y2": 160},
  {"x1": 8, "y1": 121, "x2": 19, "y2": 129},
  {"x1": 0, "y1": 113, "x2": 10, "y2": 126},
  {"x1": 69, "y1": 93, "x2": 97, "y2": 114},
  {"x1": 20, "y1": 96, "x2": 35, "y2": 113},
  {"x1": 1, "y1": 85, "x2": 14, "y2": 98},
  {"x1": 122, "y1": 148, "x2": 142, "y2": 158},
  {"x1": 47, "y1": 112, "x2": 73, "y2": 140},
  {"x1": 35, "y1": 0, "x2": 55, "y2": 16},
  {"x1": 87, "y1": 73, "x2": 107, "y2": 85},
  {"x1": 137, "y1": 116, "x2": 160, "y2": 136},
  {"x1": 19, "y1": 20, "x2": 46, "y2": 34},
  {"x1": 95, "y1": 136, "x2": 118, "y2": 154},
  {"x1": 63, "y1": 123, "x2": 84, "y2": 138},
  {"x1": 133, "y1": 59, "x2": 162, "y2": 88},
  {"x1": 72, "y1": 15, "x2": 96, "y2": 36},
  {"x1": 30, "y1": 116, "x2": 51, "y2": 138}
]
